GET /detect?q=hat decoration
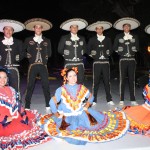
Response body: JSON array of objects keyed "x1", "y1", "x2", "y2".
[
  {"x1": 24, "y1": 18, "x2": 53, "y2": 31},
  {"x1": 86, "y1": 21, "x2": 112, "y2": 31},
  {"x1": 113, "y1": 17, "x2": 140, "y2": 30},
  {"x1": 0, "y1": 19, "x2": 25, "y2": 33},
  {"x1": 60, "y1": 18, "x2": 88, "y2": 31}
]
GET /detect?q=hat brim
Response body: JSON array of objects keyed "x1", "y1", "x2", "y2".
[
  {"x1": 145, "y1": 25, "x2": 150, "y2": 34},
  {"x1": 24, "y1": 18, "x2": 53, "y2": 31},
  {"x1": 86, "y1": 21, "x2": 112, "y2": 31},
  {"x1": 60, "y1": 18, "x2": 88, "y2": 31},
  {"x1": 0, "y1": 19, "x2": 25, "y2": 33},
  {"x1": 113, "y1": 17, "x2": 140, "y2": 30}
]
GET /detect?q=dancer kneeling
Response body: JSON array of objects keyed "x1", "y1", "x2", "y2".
[
  {"x1": 38, "y1": 67, "x2": 130, "y2": 145},
  {"x1": 0, "y1": 67, "x2": 51, "y2": 150}
]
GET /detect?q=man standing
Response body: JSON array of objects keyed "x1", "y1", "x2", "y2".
[
  {"x1": 23, "y1": 18, "x2": 52, "y2": 113},
  {"x1": 58, "y1": 18, "x2": 88, "y2": 84},
  {"x1": 113, "y1": 17, "x2": 140, "y2": 106},
  {"x1": 87, "y1": 21, "x2": 114, "y2": 106},
  {"x1": 0, "y1": 19, "x2": 25, "y2": 99}
]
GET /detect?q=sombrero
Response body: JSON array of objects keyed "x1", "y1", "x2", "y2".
[
  {"x1": 145, "y1": 24, "x2": 150, "y2": 34},
  {"x1": 113, "y1": 17, "x2": 140, "y2": 30},
  {"x1": 0, "y1": 19, "x2": 25, "y2": 33},
  {"x1": 60, "y1": 18, "x2": 88, "y2": 31},
  {"x1": 86, "y1": 21, "x2": 112, "y2": 31},
  {"x1": 24, "y1": 18, "x2": 53, "y2": 31}
]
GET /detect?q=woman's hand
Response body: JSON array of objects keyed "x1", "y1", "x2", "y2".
[
  {"x1": 83, "y1": 102, "x2": 91, "y2": 111},
  {"x1": 58, "y1": 113, "x2": 64, "y2": 118},
  {"x1": 0, "y1": 116, "x2": 13, "y2": 127},
  {"x1": 83, "y1": 107, "x2": 88, "y2": 111},
  {"x1": 54, "y1": 112, "x2": 63, "y2": 118},
  {"x1": 7, "y1": 117, "x2": 13, "y2": 122}
]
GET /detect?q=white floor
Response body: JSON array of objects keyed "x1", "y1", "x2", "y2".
[
  {"x1": 29, "y1": 135, "x2": 150, "y2": 150},
  {"x1": 20, "y1": 77, "x2": 150, "y2": 150}
]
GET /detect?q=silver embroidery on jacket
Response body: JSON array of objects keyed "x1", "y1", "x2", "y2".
[{"x1": 64, "y1": 50, "x2": 70, "y2": 55}]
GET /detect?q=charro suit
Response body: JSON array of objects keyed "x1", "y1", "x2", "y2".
[
  {"x1": 87, "y1": 35, "x2": 113, "y2": 102},
  {"x1": 23, "y1": 36, "x2": 52, "y2": 108},
  {"x1": 0, "y1": 36, "x2": 24, "y2": 97},
  {"x1": 113, "y1": 33, "x2": 139, "y2": 101},
  {"x1": 58, "y1": 33, "x2": 87, "y2": 84}
]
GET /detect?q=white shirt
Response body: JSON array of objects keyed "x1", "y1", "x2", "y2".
[
  {"x1": 33, "y1": 34, "x2": 43, "y2": 44},
  {"x1": 71, "y1": 33, "x2": 79, "y2": 41},
  {"x1": 2, "y1": 36, "x2": 14, "y2": 45},
  {"x1": 97, "y1": 34, "x2": 105, "y2": 42},
  {"x1": 123, "y1": 32, "x2": 133, "y2": 40}
]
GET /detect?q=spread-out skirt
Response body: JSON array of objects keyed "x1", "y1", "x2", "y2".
[
  {"x1": 123, "y1": 103, "x2": 150, "y2": 136},
  {"x1": 0, "y1": 109, "x2": 51, "y2": 150},
  {"x1": 38, "y1": 108, "x2": 130, "y2": 145}
]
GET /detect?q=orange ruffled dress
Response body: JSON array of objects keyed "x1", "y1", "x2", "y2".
[
  {"x1": 123, "y1": 84, "x2": 150, "y2": 136},
  {"x1": 0, "y1": 86, "x2": 51, "y2": 150}
]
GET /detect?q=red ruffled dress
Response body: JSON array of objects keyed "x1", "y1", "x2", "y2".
[{"x1": 0, "y1": 86, "x2": 51, "y2": 150}]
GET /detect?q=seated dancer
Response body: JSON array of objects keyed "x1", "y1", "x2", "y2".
[
  {"x1": 121, "y1": 71, "x2": 150, "y2": 136},
  {"x1": 38, "y1": 67, "x2": 130, "y2": 145},
  {"x1": 0, "y1": 67, "x2": 51, "y2": 150}
]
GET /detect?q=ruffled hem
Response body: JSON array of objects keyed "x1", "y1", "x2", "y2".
[
  {"x1": 121, "y1": 105, "x2": 150, "y2": 137},
  {"x1": 38, "y1": 111, "x2": 129, "y2": 144},
  {"x1": 127, "y1": 116, "x2": 150, "y2": 137},
  {"x1": 0, "y1": 110, "x2": 51, "y2": 150}
]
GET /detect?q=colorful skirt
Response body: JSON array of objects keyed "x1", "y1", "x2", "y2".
[
  {"x1": 123, "y1": 104, "x2": 150, "y2": 136},
  {"x1": 38, "y1": 109, "x2": 129, "y2": 145},
  {"x1": 0, "y1": 110, "x2": 51, "y2": 150}
]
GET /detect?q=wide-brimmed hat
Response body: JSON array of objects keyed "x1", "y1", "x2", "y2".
[
  {"x1": 113, "y1": 17, "x2": 140, "y2": 30},
  {"x1": 86, "y1": 21, "x2": 112, "y2": 31},
  {"x1": 0, "y1": 19, "x2": 25, "y2": 33},
  {"x1": 145, "y1": 24, "x2": 150, "y2": 34},
  {"x1": 60, "y1": 18, "x2": 88, "y2": 31},
  {"x1": 24, "y1": 18, "x2": 53, "y2": 31}
]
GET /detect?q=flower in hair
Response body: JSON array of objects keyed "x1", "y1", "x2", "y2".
[
  {"x1": 61, "y1": 67, "x2": 78, "y2": 84},
  {"x1": 72, "y1": 67, "x2": 78, "y2": 74}
]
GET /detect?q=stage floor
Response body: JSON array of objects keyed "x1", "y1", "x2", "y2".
[{"x1": 20, "y1": 76, "x2": 150, "y2": 150}]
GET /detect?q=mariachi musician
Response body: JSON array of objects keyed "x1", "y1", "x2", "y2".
[
  {"x1": 0, "y1": 19, "x2": 25, "y2": 99},
  {"x1": 58, "y1": 18, "x2": 88, "y2": 84},
  {"x1": 113, "y1": 17, "x2": 140, "y2": 106},
  {"x1": 23, "y1": 18, "x2": 52, "y2": 113},
  {"x1": 86, "y1": 21, "x2": 114, "y2": 106}
]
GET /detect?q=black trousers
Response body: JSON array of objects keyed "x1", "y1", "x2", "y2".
[
  {"x1": 119, "y1": 58, "x2": 136, "y2": 101},
  {"x1": 92, "y1": 61, "x2": 112, "y2": 102},
  {"x1": 64, "y1": 61, "x2": 84, "y2": 84},
  {"x1": 8, "y1": 67, "x2": 20, "y2": 98},
  {"x1": 25, "y1": 64, "x2": 50, "y2": 108}
]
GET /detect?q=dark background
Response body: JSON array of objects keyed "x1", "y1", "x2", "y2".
[{"x1": 0, "y1": 0, "x2": 150, "y2": 81}]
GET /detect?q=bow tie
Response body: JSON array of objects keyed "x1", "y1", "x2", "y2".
[
  {"x1": 2, "y1": 37, "x2": 14, "y2": 45},
  {"x1": 123, "y1": 34, "x2": 133, "y2": 40},
  {"x1": 33, "y1": 35, "x2": 43, "y2": 44},
  {"x1": 71, "y1": 35, "x2": 79, "y2": 41},
  {"x1": 97, "y1": 35, "x2": 105, "y2": 42}
]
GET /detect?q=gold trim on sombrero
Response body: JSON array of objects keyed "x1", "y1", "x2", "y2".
[
  {"x1": 86, "y1": 21, "x2": 112, "y2": 31},
  {"x1": 113, "y1": 17, "x2": 140, "y2": 30},
  {"x1": 145, "y1": 24, "x2": 150, "y2": 34},
  {"x1": 24, "y1": 18, "x2": 53, "y2": 31},
  {"x1": 60, "y1": 18, "x2": 88, "y2": 31},
  {"x1": 0, "y1": 19, "x2": 25, "y2": 33}
]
